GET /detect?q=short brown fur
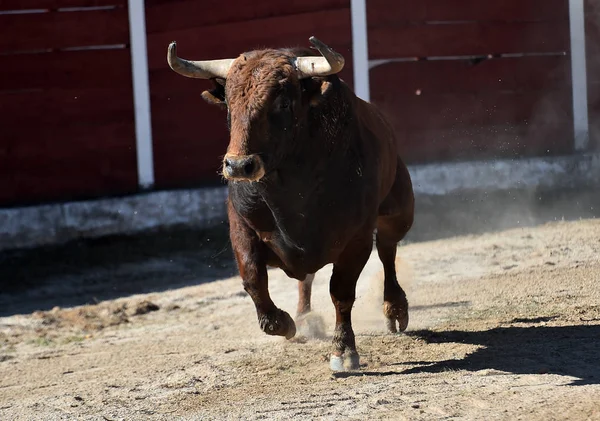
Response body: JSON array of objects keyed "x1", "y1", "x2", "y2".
[{"x1": 197, "y1": 44, "x2": 414, "y2": 369}]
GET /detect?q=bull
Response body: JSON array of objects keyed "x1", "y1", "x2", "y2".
[{"x1": 168, "y1": 36, "x2": 414, "y2": 371}]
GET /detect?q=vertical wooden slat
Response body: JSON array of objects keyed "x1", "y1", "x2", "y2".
[
  {"x1": 350, "y1": 0, "x2": 369, "y2": 101},
  {"x1": 128, "y1": 0, "x2": 154, "y2": 188},
  {"x1": 570, "y1": 0, "x2": 590, "y2": 151}
]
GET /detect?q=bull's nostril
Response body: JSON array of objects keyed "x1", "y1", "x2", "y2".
[
  {"x1": 223, "y1": 155, "x2": 261, "y2": 179},
  {"x1": 243, "y1": 161, "x2": 255, "y2": 176}
]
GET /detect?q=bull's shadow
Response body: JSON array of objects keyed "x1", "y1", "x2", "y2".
[
  {"x1": 0, "y1": 224, "x2": 236, "y2": 316},
  {"x1": 398, "y1": 322, "x2": 600, "y2": 386}
]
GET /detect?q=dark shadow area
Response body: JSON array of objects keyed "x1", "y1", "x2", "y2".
[
  {"x1": 401, "y1": 325, "x2": 600, "y2": 386},
  {"x1": 411, "y1": 301, "x2": 471, "y2": 311},
  {"x1": 388, "y1": 361, "x2": 437, "y2": 367},
  {"x1": 0, "y1": 185, "x2": 598, "y2": 317},
  {"x1": 407, "y1": 185, "x2": 600, "y2": 243},
  {"x1": 0, "y1": 223, "x2": 236, "y2": 316},
  {"x1": 333, "y1": 370, "x2": 400, "y2": 379},
  {"x1": 508, "y1": 316, "x2": 559, "y2": 324},
  {"x1": 339, "y1": 325, "x2": 600, "y2": 385}
]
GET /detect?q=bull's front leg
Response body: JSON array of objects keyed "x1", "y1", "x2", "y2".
[{"x1": 228, "y1": 203, "x2": 296, "y2": 339}]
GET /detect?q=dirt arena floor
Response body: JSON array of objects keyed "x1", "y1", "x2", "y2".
[{"x1": 1, "y1": 213, "x2": 599, "y2": 420}]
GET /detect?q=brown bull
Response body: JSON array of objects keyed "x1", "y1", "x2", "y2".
[{"x1": 168, "y1": 37, "x2": 414, "y2": 371}]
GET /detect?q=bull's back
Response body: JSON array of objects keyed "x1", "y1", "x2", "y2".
[{"x1": 355, "y1": 97, "x2": 407, "y2": 206}]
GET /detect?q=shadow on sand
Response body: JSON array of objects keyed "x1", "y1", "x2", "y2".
[
  {"x1": 335, "y1": 323, "x2": 600, "y2": 386},
  {"x1": 0, "y1": 225, "x2": 236, "y2": 316}
]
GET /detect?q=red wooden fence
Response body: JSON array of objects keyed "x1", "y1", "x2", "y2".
[
  {"x1": 0, "y1": 1, "x2": 137, "y2": 206},
  {"x1": 586, "y1": 0, "x2": 600, "y2": 149},
  {"x1": 0, "y1": 1, "x2": 596, "y2": 207},
  {"x1": 367, "y1": 0, "x2": 574, "y2": 163}
]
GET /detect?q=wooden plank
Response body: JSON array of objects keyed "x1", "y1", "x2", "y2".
[
  {"x1": 0, "y1": 1, "x2": 126, "y2": 10},
  {"x1": 146, "y1": 8, "x2": 352, "y2": 70},
  {"x1": 150, "y1": 96, "x2": 229, "y2": 187},
  {"x1": 11, "y1": 168, "x2": 137, "y2": 205},
  {"x1": 153, "y1": 140, "x2": 226, "y2": 188},
  {"x1": 0, "y1": 144, "x2": 10, "y2": 202},
  {"x1": 5, "y1": 121, "x2": 136, "y2": 154},
  {"x1": 0, "y1": 88, "x2": 135, "y2": 128},
  {"x1": 585, "y1": 0, "x2": 600, "y2": 80},
  {"x1": 587, "y1": 57, "x2": 600, "y2": 81},
  {"x1": 0, "y1": 7, "x2": 129, "y2": 53},
  {"x1": 590, "y1": 119, "x2": 600, "y2": 151},
  {"x1": 0, "y1": 184, "x2": 16, "y2": 206},
  {"x1": 149, "y1": 69, "x2": 218, "y2": 97},
  {"x1": 369, "y1": 56, "x2": 571, "y2": 96},
  {"x1": 145, "y1": 0, "x2": 349, "y2": 34},
  {"x1": 367, "y1": 0, "x2": 569, "y2": 25},
  {"x1": 0, "y1": 163, "x2": 16, "y2": 204},
  {"x1": 2, "y1": 94, "x2": 136, "y2": 204},
  {"x1": 368, "y1": 21, "x2": 570, "y2": 59},
  {"x1": 11, "y1": 147, "x2": 136, "y2": 178},
  {"x1": 2, "y1": 120, "x2": 137, "y2": 205},
  {"x1": 372, "y1": 89, "x2": 573, "y2": 131},
  {"x1": 589, "y1": 85, "x2": 600, "y2": 151},
  {"x1": 399, "y1": 124, "x2": 573, "y2": 164},
  {"x1": 0, "y1": 49, "x2": 132, "y2": 91},
  {"x1": 423, "y1": 0, "x2": 569, "y2": 21}
]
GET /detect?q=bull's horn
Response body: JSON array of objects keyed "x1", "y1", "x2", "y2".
[
  {"x1": 167, "y1": 41, "x2": 234, "y2": 79},
  {"x1": 295, "y1": 36, "x2": 345, "y2": 78}
]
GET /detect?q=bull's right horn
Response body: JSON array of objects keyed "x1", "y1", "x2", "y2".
[
  {"x1": 295, "y1": 36, "x2": 345, "y2": 78},
  {"x1": 167, "y1": 42, "x2": 234, "y2": 79}
]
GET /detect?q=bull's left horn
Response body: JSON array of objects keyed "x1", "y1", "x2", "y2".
[
  {"x1": 167, "y1": 41, "x2": 234, "y2": 79},
  {"x1": 295, "y1": 36, "x2": 345, "y2": 79}
]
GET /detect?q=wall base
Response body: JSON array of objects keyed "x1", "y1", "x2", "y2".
[{"x1": 1, "y1": 153, "x2": 598, "y2": 252}]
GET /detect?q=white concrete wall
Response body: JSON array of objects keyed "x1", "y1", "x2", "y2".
[{"x1": 1, "y1": 153, "x2": 599, "y2": 251}]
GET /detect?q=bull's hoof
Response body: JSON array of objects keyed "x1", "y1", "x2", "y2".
[
  {"x1": 259, "y1": 309, "x2": 296, "y2": 339},
  {"x1": 329, "y1": 352, "x2": 361, "y2": 372},
  {"x1": 330, "y1": 354, "x2": 344, "y2": 372},
  {"x1": 384, "y1": 298, "x2": 409, "y2": 334}
]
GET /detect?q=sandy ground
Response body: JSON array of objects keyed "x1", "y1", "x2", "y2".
[{"x1": 1, "y1": 219, "x2": 599, "y2": 420}]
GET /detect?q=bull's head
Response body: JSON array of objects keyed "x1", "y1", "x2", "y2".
[{"x1": 167, "y1": 37, "x2": 345, "y2": 182}]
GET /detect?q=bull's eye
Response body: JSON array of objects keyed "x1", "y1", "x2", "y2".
[{"x1": 279, "y1": 98, "x2": 290, "y2": 110}]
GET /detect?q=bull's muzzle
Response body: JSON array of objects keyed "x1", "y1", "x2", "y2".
[{"x1": 223, "y1": 154, "x2": 265, "y2": 182}]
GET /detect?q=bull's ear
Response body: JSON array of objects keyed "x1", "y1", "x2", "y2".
[
  {"x1": 302, "y1": 77, "x2": 333, "y2": 107},
  {"x1": 201, "y1": 78, "x2": 227, "y2": 109}
]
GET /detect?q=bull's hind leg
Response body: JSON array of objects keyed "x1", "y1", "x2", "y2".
[
  {"x1": 296, "y1": 273, "x2": 315, "y2": 318},
  {"x1": 376, "y1": 214, "x2": 412, "y2": 333},
  {"x1": 295, "y1": 273, "x2": 326, "y2": 339},
  {"x1": 376, "y1": 160, "x2": 414, "y2": 333}
]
